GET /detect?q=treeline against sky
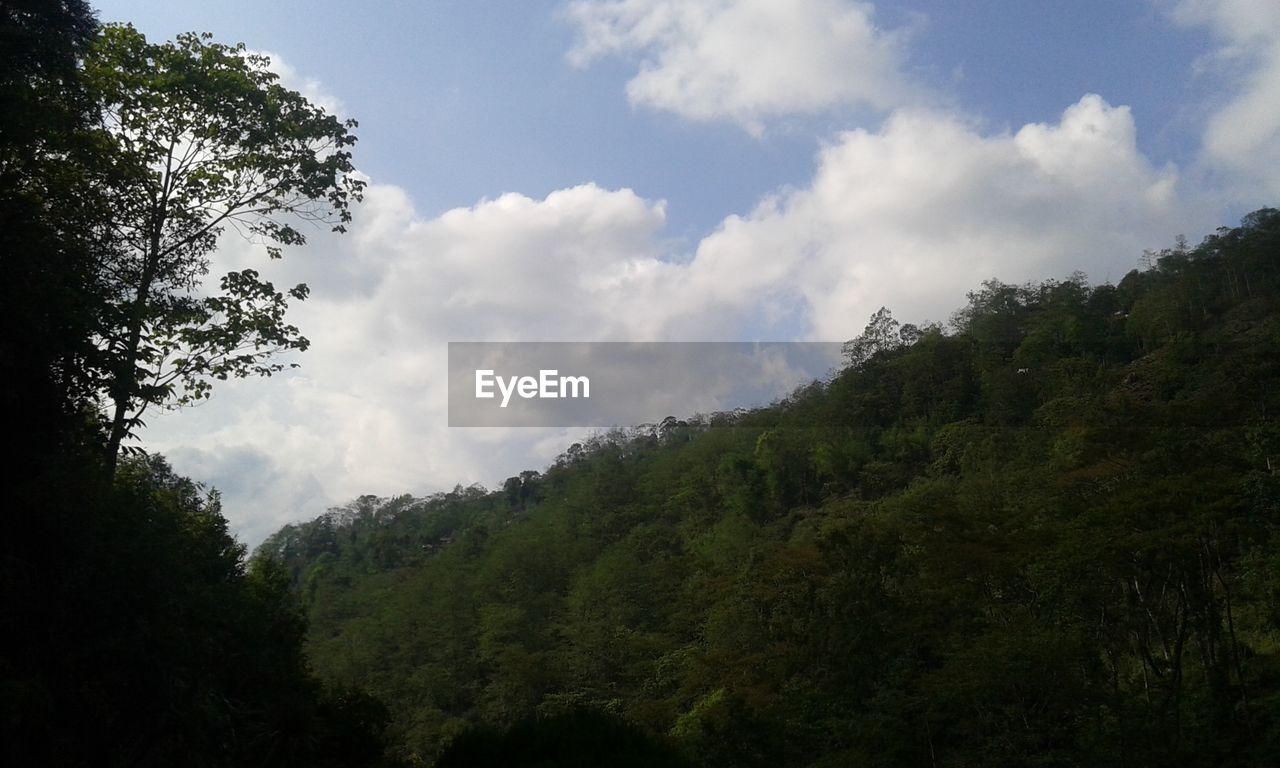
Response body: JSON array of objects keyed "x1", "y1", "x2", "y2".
[
  {"x1": 5, "y1": 1, "x2": 1280, "y2": 765},
  {"x1": 263, "y1": 212, "x2": 1280, "y2": 766}
]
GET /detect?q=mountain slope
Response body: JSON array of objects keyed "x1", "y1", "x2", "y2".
[{"x1": 259, "y1": 209, "x2": 1280, "y2": 767}]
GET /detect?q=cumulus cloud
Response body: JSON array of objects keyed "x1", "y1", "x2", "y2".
[
  {"x1": 669, "y1": 95, "x2": 1193, "y2": 340},
  {"x1": 143, "y1": 183, "x2": 673, "y2": 545},
  {"x1": 564, "y1": 0, "x2": 924, "y2": 133},
  {"x1": 254, "y1": 49, "x2": 347, "y2": 117},
  {"x1": 1165, "y1": 0, "x2": 1280, "y2": 198},
  {"x1": 141, "y1": 93, "x2": 1210, "y2": 545}
]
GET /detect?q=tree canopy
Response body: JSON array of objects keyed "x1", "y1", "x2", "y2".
[
  {"x1": 1, "y1": 10, "x2": 395, "y2": 766},
  {"x1": 263, "y1": 210, "x2": 1280, "y2": 766},
  {"x1": 81, "y1": 24, "x2": 364, "y2": 469}
]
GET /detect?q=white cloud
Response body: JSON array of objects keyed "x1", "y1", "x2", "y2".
[
  {"x1": 142, "y1": 93, "x2": 1212, "y2": 546},
  {"x1": 254, "y1": 49, "x2": 347, "y2": 117},
  {"x1": 143, "y1": 183, "x2": 673, "y2": 545},
  {"x1": 565, "y1": 0, "x2": 924, "y2": 133},
  {"x1": 1165, "y1": 0, "x2": 1280, "y2": 198},
  {"x1": 659, "y1": 95, "x2": 1193, "y2": 340}
]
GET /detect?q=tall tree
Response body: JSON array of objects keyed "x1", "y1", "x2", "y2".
[
  {"x1": 842, "y1": 306, "x2": 902, "y2": 369},
  {"x1": 82, "y1": 24, "x2": 365, "y2": 472},
  {"x1": 0, "y1": 0, "x2": 107, "y2": 461}
]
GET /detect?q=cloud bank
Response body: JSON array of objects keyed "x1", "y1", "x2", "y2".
[
  {"x1": 565, "y1": 0, "x2": 924, "y2": 133},
  {"x1": 1166, "y1": 0, "x2": 1280, "y2": 198},
  {"x1": 144, "y1": 93, "x2": 1207, "y2": 545},
  {"x1": 141, "y1": 4, "x2": 1276, "y2": 545}
]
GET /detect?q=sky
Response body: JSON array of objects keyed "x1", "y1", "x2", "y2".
[{"x1": 90, "y1": 0, "x2": 1280, "y2": 545}]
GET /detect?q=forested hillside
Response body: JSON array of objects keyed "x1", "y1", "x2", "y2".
[
  {"x1": 261, "y1": 210, "x2": 1280, "y2": 766},
  {"x1": 11, "y1": 2, "x2": 1277, "y2": 767}
]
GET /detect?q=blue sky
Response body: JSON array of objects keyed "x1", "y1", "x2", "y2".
[
  {"x1": 92, "y1": 1, "x2": 1280, "y2": 543},
  {"x1": 94, "y1": 1, "x2": 1225, "y2": 232}
]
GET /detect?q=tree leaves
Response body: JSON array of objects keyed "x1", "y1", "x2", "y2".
[
  {"x1": 271, "y1": 211, "x2": 1280, "y2": 765},
  {"x1": 78, "y1": 24, "x2": 365, "y2": 466}
]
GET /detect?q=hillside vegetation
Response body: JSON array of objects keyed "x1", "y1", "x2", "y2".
[{"x1": 261, "y1": 210, "x2": 1280, "y2": 767}]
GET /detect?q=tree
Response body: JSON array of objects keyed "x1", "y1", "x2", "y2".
[
  {"x1": 0, "y1": 16, "x2": 396, "y2": 766},
  {"x1": 0, "y1": 0, "x2": 110, "y2": 463},
  {"x1": 0, "y1": 1, "x2": 98, "y2": 148},
  {"x1": 842, "y1": 306, "x2": 902, "y2": 369},
  {"x1": 81, "y1": 24, "x2": 365, "y2": 472}
]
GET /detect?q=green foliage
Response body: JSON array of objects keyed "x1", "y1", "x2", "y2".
[
  {"x1": 80, "y1": 24, "x2": 365, "y2": 467},
  {"x1": 842, "y1": 305, "x2": 903, "y2": 369},
  {"x1": 435, "y1": 708, "x2": 694, "y2": 768},
  {"x1": 0, "y1": 10, "x2": 393, "y2": 766},
  {"x1": 272, "y1": 211, "x2": 1280, "y2": 766},
  {"x1": 1, "y1": 0, "x2": 117, "y2": 460},
  {"x1": 3, "y1": 455, "x2": 399, "y2": 766}
]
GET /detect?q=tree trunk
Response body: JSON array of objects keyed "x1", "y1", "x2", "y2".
[{"x1": 104, "y1": 200, "x2": 164, "y2": 477}]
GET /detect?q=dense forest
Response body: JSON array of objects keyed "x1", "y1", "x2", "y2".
[
  {"x1": 5, "y1": 2, "x2": 1280, "y2": 767},
  {"x1": 260, "y1": 210, "x2": 1280, "y2": 766}
]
